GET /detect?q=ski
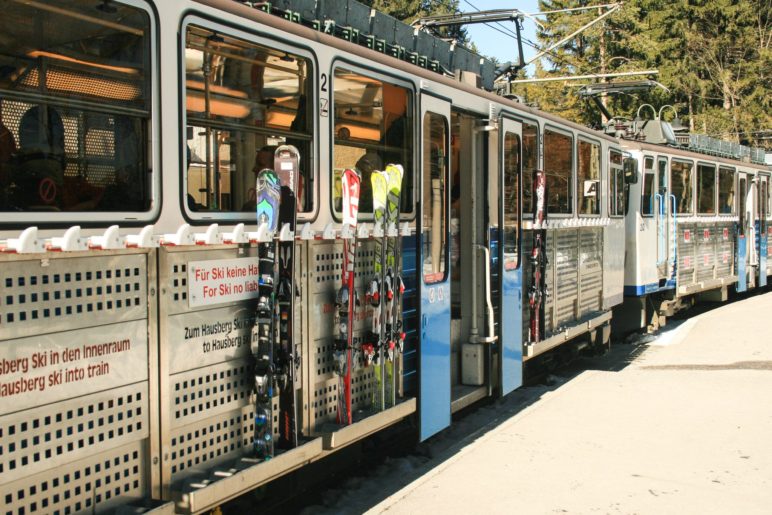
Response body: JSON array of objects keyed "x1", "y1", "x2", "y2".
[
  {"x1": 252, "y1": 168, "x2": 281, "y2": 460},
  {"x1": 368, "y1": 169, "x2": 389, "y2": 411},
  {"x1": 274, "y1": 144, "x2": 301, "y2": 449},
  {"x1": 383, "y1": 164, "x2": 404, "y2": 408},
  {"x1": 529, "y1": 169, "x2": 547, "y2": 343},
  {"x1": 334, "y1": 168, "x2": 361, "y2": 425}
]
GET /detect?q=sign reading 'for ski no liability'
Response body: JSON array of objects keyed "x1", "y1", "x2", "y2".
[{"x1": 188, "y1": 257, "x2": 261, "y2": 307}]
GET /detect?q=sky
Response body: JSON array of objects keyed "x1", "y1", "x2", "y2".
[{"x1": 460, "y1": 0, "x2": 543, "y2": 66}]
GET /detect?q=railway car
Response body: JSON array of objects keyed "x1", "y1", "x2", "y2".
[
  {"x1": 611, "y1": 115, "x2": 770, "y2": 333},
  {"x1": 0, "y1": 0, "x2": 626, "y2": 513}
]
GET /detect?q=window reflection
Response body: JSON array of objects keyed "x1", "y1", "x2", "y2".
[
  {"x1": 503, "y1": 132, "x2": 520, "y2": 269},
  {"x1": 543, "y1": 129, "x2": 572, "y2": 215},
  {"x1": 184, "y1": 26, "x2": 313, "y2": 214},
  {"x1": 671, "y1": 160, "x2": 694, "y2": 215},
  {"x1": 577, "y1": 140, "x2": 600, "y2": 216},
  {"x1": 422, "y1": 112, "x2": 447, "y2": 283},
  {"x1": 332, "y1": 68, "x2": 412, "y2": 217},
  {"x1": 0, "y1": 0, "x2": 151, "y2": 213}
]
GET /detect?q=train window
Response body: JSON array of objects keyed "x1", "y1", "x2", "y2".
[
  {"x1": 184, "y1": 25, "x2": 313, "y2": 215},
  {"x1": 332, "y1": 68, "x2": 412, "y2": 218},
  {"x1": 577, "y1": 140, "x2": 600, "y2": 216},
  {"x1": 422, "y1": 112, "x2": 447, "y2": 283},
  {"x1": 657, "y1": 158, "x2": 668, "y2": 195},
  {"x1": 697, "y1": 164, "x2": 716, "y2": 214},
  {"x1": 0, "y1": 0, "x2": 152, "y2": 214},
  {"x1": 521, "y1": 122, "x2": 538, "y2": 216},
  {"x1": 503, "y1": 132, "x2": 520, "y2": 270},
  {"x1": 718, "y1": 167, "x2": 735, "y2": 215},
  {"x1": 609, "y1": 150, "x2": 626, "y2": 217},
  {"x1": 641, "y1": 157, "x2": 655, "y2": 216},
  {"x1": 543, "y1": 128, "x2": 572, "y2": 215},
  {"x1": 670, "y1": 160, "x2": 694, "y2": 215}
]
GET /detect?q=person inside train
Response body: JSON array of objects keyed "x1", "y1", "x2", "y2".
[
  {"x1": 186, "y1": 144, "x2": 203, "y2": 211},
  {"x1": 242, "y1": 145, "x2": 278, "y2": 212},
  {"x1": 721, "y1": 191, "x2": 734, "y2": 214},
  {"x1": 354, "y1": 151, "x2": 382, "y2": 215},
  {"x1": 14, "y1": 105, "x2": 66, "y2": 210}
]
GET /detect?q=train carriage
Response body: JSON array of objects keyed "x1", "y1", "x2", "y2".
[
  {"x1": 0, "y1": 1, "x2": 626, "y2": 513},
  {"x1": 614, "y1": 119, "x2": 770, "y2": 332}
]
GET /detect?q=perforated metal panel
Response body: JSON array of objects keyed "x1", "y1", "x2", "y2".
[
  {"x1": 695, "y1": 224, "x2": 715, "y2": 283},
  {"x1": 0, "y1": 254, "x2": 146, "y2": 340},
  {"x1": 522, "y1": 227, "x2": 605, "y2": 343},
  {"x1": 160, "y1": 245, "x2": 302, "y2": 488},
  {"x1": 522, "y1": 232, "x2": 553, "y2": 339},
  {"x1": 308, "y1": 239, "x2": 386, "y2": 431},
  {"x1": 1, "y1": 441, "x2": 147, "y2": 515},
  {"x1": 0, "y1": 251, "x2": 153, "y2": 514},
  {"x1": 717, "y1": 223, "x2": 735, "y2": 278},
  {"x1": 579, "y1": 228, "x2": 603, "y2": 316},
  {"x1": 555, "y1": 230, "x2": 578, "y2": 329},
  {"x1": 678, "y1": 224, "x2": 696, "y2": 286},
  {"x1": 0, "y1": 383, "x2": 148, "y2": 480}
]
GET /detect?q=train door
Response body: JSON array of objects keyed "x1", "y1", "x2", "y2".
[
  {"x1": 737, "y1": 172, "x2": 750, "y2": 292},
  {"x1": 758, "y1": 174, "x2": 768, "y2": 287},
  {"x1": 449, "y1": 109, "x2": 495, "y2": 412},
  {"x1": 657, "y1": 156, "x2": 674, "y2": 282},
  {"x1": 499, "y1": 117, "x2": 523, "y2": 395},
  {"x1": 418, "y1": 94, "x2": 451, "y2": 441}
]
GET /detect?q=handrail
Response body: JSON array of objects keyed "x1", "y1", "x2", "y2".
[
  {"x1": 470, "y1": 244, "x2": 498, "y2": 344},
  {"x1": 655, "y1": 193, "x2": 664, "y2": 266},
  {"x1": 669, "y1": 194, "x2": 677, "y2": 280}
]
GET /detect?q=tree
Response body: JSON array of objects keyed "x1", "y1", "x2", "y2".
[{"x1": 512, "y1": 0, "x2": 770, "y2": 148}]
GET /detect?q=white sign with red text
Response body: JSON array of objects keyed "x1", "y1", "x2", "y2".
[
  {"x1": 0, "y1": 320, "x2": 148, "y2": 414},
  {"x1": 188, "y1": 257, "x2": 261, "y2": 307}
]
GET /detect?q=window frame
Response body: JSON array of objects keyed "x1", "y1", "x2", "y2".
[
  {"x1": 641, "y1": 155, "x2": 655, "y2": 217},
  {"x1": 542, "y1": 125, "x2": 574, "y2": 217},
  {"x1": 670, "y1": 158, "x2": 695, "y2": 215},
  {"x1": 421, "y1": 110, "x2": 449, "y2": 284},
  {"x1": 329, "y1": 60, "x2": 416, "y2": 223},
  {"x1": 0, "y1": 0, "x2": 160, "y2": 227},
  {"x1": 520, "y1": 118, "x2": 540, "y2": 218},
  {"x1": 180, "y1": 15, "x2": 318, "y2": 223},
  {"x1": 717, "y1": 166, "x2": 736, "y2": 216},
  {"x1": 576, "y1": 136, "x2": 602, "y2": 218},
  {"x1": 502, "y1": 127, "x2": 521, "y2": 270},
  {"x1": 608, "y1": 149, "x2": 626, "y2": 218},
  {"x1": 758, "y1": 173, "x2": 769, "y2": 232},
  {"x1": 696, "y1": 161, "x2": 717, "y2": 216}
]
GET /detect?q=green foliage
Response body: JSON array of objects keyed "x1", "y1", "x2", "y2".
[{"x1": 514, "y1": 0, "x2": 770, "y2": 147}]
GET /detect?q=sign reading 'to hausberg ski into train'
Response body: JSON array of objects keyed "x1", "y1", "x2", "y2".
[{"x1": 188, "y1": 257, "x2": 261, "y2": 308}]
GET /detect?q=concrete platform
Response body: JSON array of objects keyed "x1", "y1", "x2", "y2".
[{"x1": 369, "y1": 292, "x2": 772, "y2": 514}]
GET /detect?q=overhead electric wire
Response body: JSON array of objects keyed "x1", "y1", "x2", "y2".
[{"x1": 461, "y1": 0, "x2": 595, "y2": 75}]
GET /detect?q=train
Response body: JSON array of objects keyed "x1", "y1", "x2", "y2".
[{"x1": 0, "y1": 1, "x2": 768, "y2": 513}]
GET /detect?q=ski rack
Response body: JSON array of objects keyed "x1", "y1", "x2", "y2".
[
  {"x1": 234, "y1": 0, "x2": 496, "y2": 90},
  {"x1": 0, "y1": 222, "x2": 415, "y2": 254}
]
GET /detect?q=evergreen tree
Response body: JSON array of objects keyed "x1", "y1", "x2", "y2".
[{"x1": 512, "y1": 0, "x2": 770, "y2": 147}]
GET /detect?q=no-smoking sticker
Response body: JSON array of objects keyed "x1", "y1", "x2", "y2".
[{"x1": 38, "y1": 178, "x2": 57, "y2": 204}]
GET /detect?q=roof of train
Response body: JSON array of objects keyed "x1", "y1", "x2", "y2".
[
  {"x1": 620, "y1": 139, "x2": 772, "y2": 171},
  {"x1": 196, "y1": 0, "x2": 618, "y2": 145}
]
